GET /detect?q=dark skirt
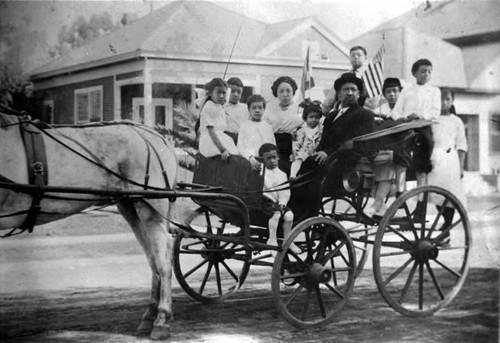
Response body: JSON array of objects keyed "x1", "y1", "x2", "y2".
[{"x1": 274, "y1": 132, "x2": 293, "y2": 176}]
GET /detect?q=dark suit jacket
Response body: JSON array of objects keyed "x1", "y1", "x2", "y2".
[{"x1": 317, "y1": 103, "x2": 375, "y2": 156}]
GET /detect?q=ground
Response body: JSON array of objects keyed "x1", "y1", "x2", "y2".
[{"x1": 0, "y1": 196, "x2": 498, "y2": 342}]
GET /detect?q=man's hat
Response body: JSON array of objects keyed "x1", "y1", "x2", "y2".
[{"x1": 333, "y1": 72, "x2": 364, "y2": 93}]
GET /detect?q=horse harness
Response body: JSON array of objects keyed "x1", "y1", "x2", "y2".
[{"x1": 1, "y1": 119, "x2": 172, "y2": 237}]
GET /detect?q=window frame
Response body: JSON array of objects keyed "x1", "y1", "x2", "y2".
[
  {"x1": 42, "y1": 99, "x2": 54, "y2": 124},
  {"x1": 74, "y1": 85, "x2": 103, "y2": 124}
]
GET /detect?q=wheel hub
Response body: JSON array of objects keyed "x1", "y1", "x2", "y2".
[
  {"x1": 413, "y1": 239, "x2": 439, "y2": 263},
  {"x1": 307, "y1": 263, "x2": 332, "y2": 284}
]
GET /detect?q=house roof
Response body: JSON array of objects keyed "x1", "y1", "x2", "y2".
[
  {"x1": 368, "y1": 0, "x2": 500, "y2": 43},
  {"x1": 350, "y1": 26, "x2": 467, "y2": 88},
  {"x1": 31, "y1": 0, "x2": 348, "y2": 79}
]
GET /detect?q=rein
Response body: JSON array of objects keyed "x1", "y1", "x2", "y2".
[{"x1": 0, "y1": 116, "x2": 174, "y2": 238}]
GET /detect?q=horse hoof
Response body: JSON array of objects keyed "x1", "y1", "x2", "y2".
[
  {"x1": 150, "y1": 324, "x2": 171, "y2": 340},
  {"x1": 136, "y1": 320, "x2": 154, "y2": 336}
]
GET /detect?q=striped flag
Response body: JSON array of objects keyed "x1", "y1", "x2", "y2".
[
  {"x1": 300, "y1": 46, "x2": 315, "y2": 98},
  {"x1": 362, "y1": 43, "x2": 385, "y2": 98}
]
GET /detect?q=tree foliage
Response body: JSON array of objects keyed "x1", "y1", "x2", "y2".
[{"x1": 49, "y1": 12, "x2": 119, "y2": 59}]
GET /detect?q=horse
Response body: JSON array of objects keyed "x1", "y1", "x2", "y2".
[{"x1": 0, "y1": 112, "x2": 177, "y2": 340}]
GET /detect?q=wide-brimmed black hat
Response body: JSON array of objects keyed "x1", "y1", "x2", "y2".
[{"x1": 333, "y1": 73, "x2": 364, "y2": 93}]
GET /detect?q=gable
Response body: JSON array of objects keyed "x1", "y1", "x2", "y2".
[{"x1": 269, "y1": 27, "x2": 348, "y2": 63}]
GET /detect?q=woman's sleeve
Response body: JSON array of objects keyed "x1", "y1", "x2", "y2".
[{"x1": 202, "y1": 102, "x2": 218, "y2": 127}]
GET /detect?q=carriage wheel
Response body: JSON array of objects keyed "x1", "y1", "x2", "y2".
[
  {"x1": 272, "y1": 217, "x2": 356, "y2": 327},
  {"x1": 173, "y1": 207, "x2": 251, "y2": 303},
  {"x1": 373, "y1": 185, "x2": 471, "y2": 316},
  {"x1": 320, "y1": 197, "x2": 371, "y2": 278}
]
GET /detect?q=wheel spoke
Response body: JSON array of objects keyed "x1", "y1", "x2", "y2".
[
  {"x1": 320, "y1": 240, "x2": 346, "y2": 265},
  {"x1": 324, "y1": 281, "x2": 345, "y2": 298},
  {"x1": 314, "y1": 229, "x2": 330, "y2": 262},
  {"x1": 300, "y1": 289, "x2": 312, "y2": 321},
  {"x1": 385, "y1": 224, "x2": 414, "y2": 244},
  {"x1": 220, "y1": 260, "x2": 239, "y2": 282},
  {"x1": 199, "y1": 261, "x2": 213, "y2": 295},
  {"x1": 280, "y1": 271, "x2": 308, "y2": 280},
  {"x1": 214, "y1": 262, "x2": 222, "y2": 296},
  {"x1": 425, "y1": 261, "x2": 445, "y2": 300},
  {"x1": 418, "y1": 263, "x2": 424, "y2": 310},
  {"x1": 402, "y1": 202, "x2": 420, "y2": 240},
  {"x1": 182, "y1": 258, "x2": 210, "y2": 279},
  {"x1": 384, "y1": 257, "x2": 414, "y2": 285},
  {"x1": 314, "y1": 285, "x2": 327, "y2": 318},
  {"x1": 439, "y1": 218, "x2": 463, "y2": 238},
  {"x1": 284, "y1": 284, "x2": 305, "y2": 307},
  {"x1": 432, "y1": 257, "x2": 462, "y2": 278},
  {"x1": 204, "y1": 211, "x2": 213, "y2": 234},
  {"x1": 427, "y1": 199, "x2": 449, "y2": 239},
  {"x1": 398, "y1": 260, "x2": 418, "y2": 303}
]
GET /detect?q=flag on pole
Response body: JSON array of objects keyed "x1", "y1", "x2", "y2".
[
  {"x1": 300, "y1": 46, "x2": 315, "y2": 98},
  {"x1": 362, "y1": 43, "x2": 385, "y2": 98}
]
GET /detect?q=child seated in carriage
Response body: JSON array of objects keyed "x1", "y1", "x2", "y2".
[
  {"x1": 289, "y1": 99, "x2": 323, "y2": 178},
  {"x1": 259, "y1": 143, "x2": 300, "y2": 254},
  {"x1": 238, "y1": 94, "x2": 276, "y2": 172}
]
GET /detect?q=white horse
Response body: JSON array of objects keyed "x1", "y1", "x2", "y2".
[{"x1": 0, "y1": 113, "x2": 177, "y2": 340}]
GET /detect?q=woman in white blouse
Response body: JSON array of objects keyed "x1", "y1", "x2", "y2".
[{"x1": 264, "y1": 76, "x2": 303, "y2": 176}]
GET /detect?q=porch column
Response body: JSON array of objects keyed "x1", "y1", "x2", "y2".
[
  {"x1": 113, "y1": 79, "x2": 121, "y2": 121},
  {"x1": 144, "y1": 58, "x2": 153, "y2": 127}
]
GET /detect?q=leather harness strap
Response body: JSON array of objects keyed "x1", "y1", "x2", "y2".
[{"x1": 18, "y1": 122, "x2": 49, "y2": 233}]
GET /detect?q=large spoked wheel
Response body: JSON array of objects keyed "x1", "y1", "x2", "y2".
[
  {"x1": 173, "y1": 207, "x2": 252, "y2": 303},
  {"x1": 320, "y1": 197, "x2": 371, "y2": 278},
  {"x1": 373, "y1": 185, "x2": 471, "y2": 316},
  {"x1": 272, "y1": 217, "x2": 356, "y2": 327}
]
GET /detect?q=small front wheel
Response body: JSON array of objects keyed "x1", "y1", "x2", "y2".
[
  {"x1": 272, "y1": 217, "x2": 356, "y2": 327},
  {"x1": 173, "y1": 207, "x2": 251, "y2": 303}
]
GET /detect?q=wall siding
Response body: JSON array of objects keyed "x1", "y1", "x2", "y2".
[{"x1": 37, "y1": 76, "x2": 114, "y2": 124}]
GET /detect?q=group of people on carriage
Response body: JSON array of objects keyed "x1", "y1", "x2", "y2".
[{"x1": 194, "y1": 45, "x2": 468, "y2": 251}]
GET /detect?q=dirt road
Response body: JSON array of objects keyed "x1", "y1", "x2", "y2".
[{"x1": 0, "y1": 196, "x2": 498, "y2": 342}]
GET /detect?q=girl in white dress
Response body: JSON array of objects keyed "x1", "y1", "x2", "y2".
[
  {"x1": 198, "y1": 78, "x2": 239, "y2": 160},
  {"x1": 427, "y1": 87, "x2": 468, "y2": 240}
]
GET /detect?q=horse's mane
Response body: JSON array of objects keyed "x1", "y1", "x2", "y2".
[{"x1": 0, "y1": 112, "x2": 19, "y2": 129}]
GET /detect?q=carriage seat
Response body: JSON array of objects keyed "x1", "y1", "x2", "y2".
[{"x1": 192, "y1": 153, "x2": 267, "y2": 227}]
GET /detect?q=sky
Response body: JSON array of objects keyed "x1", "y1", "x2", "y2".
[{"x1": 1, "y1": 0, "x2": 429, "y2": 74}]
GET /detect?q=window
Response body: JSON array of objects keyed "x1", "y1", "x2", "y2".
[
  {"x1": 42, "y1": 100, "x2": 54, "y2": 123},
  {"x1": 74, "y1": 86, "x2": 103, "y2": 123},
  {"x1": 490, "y1": 114, "x2": 500, "y2": 153},
  {"x1": 132, "y1": 98, "x2": 172, "y2": 128}
]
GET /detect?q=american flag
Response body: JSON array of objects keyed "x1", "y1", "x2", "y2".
[
  {"x1": 362, "y1": 43, "x2": 385, "y2": 98},
  {"x1": 300, "y1": 45, "x2": 315, "y2": 98}
]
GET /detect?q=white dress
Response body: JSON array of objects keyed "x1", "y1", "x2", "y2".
[
  {"x1": 427, "y1": 114, "x2": 468, "y2": 207},
  {"x1": 198, "y1": 100, "x2": 239, "y2": 157}
]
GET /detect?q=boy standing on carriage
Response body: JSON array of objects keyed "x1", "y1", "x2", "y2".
[
  {"x1": 259, "y1": 143, "x2": 300, "y2": 255},
  {"x1": 390, "y1": 59, "x2": 441, "y2": 217},
  {"x1": 224, "y1": 77, "x2": 249, "y2": 143}
]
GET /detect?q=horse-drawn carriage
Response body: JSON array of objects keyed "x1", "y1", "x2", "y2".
[
  {"x1": 0, "y1": 112, "x2": 471, "y2": 338},
  {"x1": 173, "y1": 119, "x2": 471, "y2": 327}
]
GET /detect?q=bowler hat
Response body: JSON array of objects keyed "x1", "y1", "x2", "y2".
[{"x1": 333, "y1": 73, "x2": 364, "y2": 93}]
